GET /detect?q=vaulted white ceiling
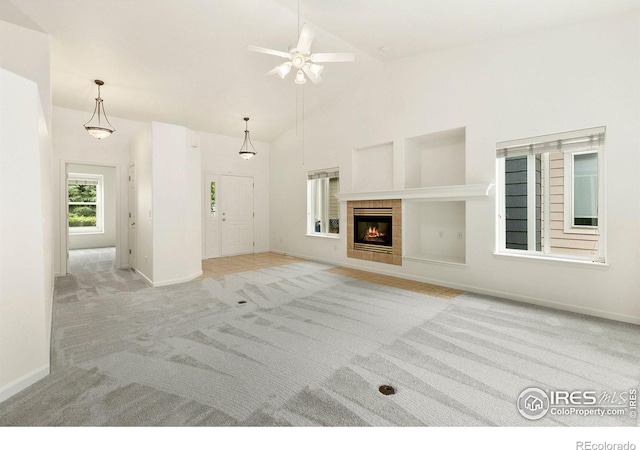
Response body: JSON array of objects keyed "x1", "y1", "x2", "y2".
[{"x1": 6, "y1": 0, "x2": 640, "y2": 141}]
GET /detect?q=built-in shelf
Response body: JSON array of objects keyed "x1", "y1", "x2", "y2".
[
  {"x1": 404, "y1": 127, "x2": 466, "y2": 189},
  {"x1": 352, "y1": 142, "x2": 394, "y2": 192},
  {"x1": 348, "y1": 126, "x2": 488, "y2": 267},
  {"x1": 335, "y1": 183, "x2": 493, "y2": 202},
  {"x1": 403, "y1": 254, "x2": 467, "y2": 267},
  {"x1": 403, "y1": 201, "x2": 466, "y2": 265}
]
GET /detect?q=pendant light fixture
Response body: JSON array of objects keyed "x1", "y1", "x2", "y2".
[
  {"x1": 239, "y1": 117, "x2": 257, "y2": 160},
  {"x1": 83, "y1": 80, "x2": 115, "y2": 139}
]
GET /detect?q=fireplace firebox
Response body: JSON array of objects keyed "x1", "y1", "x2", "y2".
[{"x1": 353, "y1": 208, "x2": 393, "y2": 254}]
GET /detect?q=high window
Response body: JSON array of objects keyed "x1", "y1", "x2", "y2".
[
  {"x1": 496, "y1": 127, "x2": 605, "y2": 263},
  {"x1": 68, "y1": 173, "x2": 104, "y2": 234},
  {"x1": 307, "y1": 168, "x2": 340, "y2": 236}
]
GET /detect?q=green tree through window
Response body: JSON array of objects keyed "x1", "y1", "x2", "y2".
[{"x1": 68, "y1": 175, "x2": 101, "y2": 229}]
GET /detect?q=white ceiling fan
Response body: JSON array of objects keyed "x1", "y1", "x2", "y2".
[{"x1": 247, "y1": 23, "x2": 355, "y2": 85}]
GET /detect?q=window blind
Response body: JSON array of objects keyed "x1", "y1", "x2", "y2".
[
  {"x1": 496, "y1": 127, "x2": 605, "y2": 159},
  {"x1": 308, "y1": 168, "x2": 339, "y2": 180},
  {"x1": 68, "y1": 177, "x2": 99, "y2": 186}
]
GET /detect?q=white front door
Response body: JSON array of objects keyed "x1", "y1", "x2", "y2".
[
  {"x1": 204, "y1": 173, "x2": 220, "y2": 259},
  {"x1": 220, "y1": 175, "x2": 254, "y2": 256},
  {"x1": 128, "y1": 164, "x2": 137, "y2": 270}
]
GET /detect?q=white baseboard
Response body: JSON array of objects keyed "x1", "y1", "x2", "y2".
[
  {"x1": 135, "y1": 269, "x2": 153, "y2": 287},
  {"x1": 457, "y1": 285, "x2": 640, "y2": 326},
  {"x1": 0, "y1": 365, "x2": 50, "y2": 404},
  {"x1": 269, "y1": 248, "x2": 640, "y2": 325},
  {"x1": 152, "y1": 270, "x2": 203, "y2": 287}
]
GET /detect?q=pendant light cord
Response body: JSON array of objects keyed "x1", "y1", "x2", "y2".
[
  {"x1": 296, "y1": 0, "x2": 305, "y2": 165},
  {"x1": 297, "y1": 0, "x2": 300, "y2": 38},
  {"x1": 302, "y1": 86, "x2": 305, "y2": 166}
]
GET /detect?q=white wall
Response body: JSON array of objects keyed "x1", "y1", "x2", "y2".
[
  {"x1": 270, "y1": 12, "x2": 640, "y2": 324},
  {"x1": 67, "y1": 164, "x2": 117, "y2": 250},
  {"x1": 0, "y1": 69, "x2": 50, "y2": 402},
  {"x1": 200, "y1": 131, "x2": 270, "y2": 255},
  {"x1": 150, "y1": 122, "x2": 202, "y2": 286},
  {"x1": 132, "y1": 122, "x2": 264, "y2": 285},
  {"x1": 0, "y1": 19, "x2": 50, "y2": 129},
  {"x1": 131, "y1": 124, "x2": 153, "y2": 281},
  {"x1": 52, "y1": 106, "x2": 148, "y2": 274},
  {"x1": 0, "y1": 17, "x2": 52, "y2": 403}
]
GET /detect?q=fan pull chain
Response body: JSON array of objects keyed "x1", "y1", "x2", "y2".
[
  {"x1": 302, "y1": 86, "x2": 305, "y2": 166},
  {"x1": 297, "y1": 0, "x2": 300, "y2": 38}
]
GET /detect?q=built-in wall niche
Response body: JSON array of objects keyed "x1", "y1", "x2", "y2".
[
  {"x1": 352, "y1": 142, "x2": 394, "y2": 192},
  {"x1": 404, "y1": 127, "x2": 465, "y2": 189},
  {"x1": 403, "y1": 200, "x2": 466, "y2": 265}
]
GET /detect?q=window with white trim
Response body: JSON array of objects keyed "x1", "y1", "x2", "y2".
[
  {"x1": 566, "y1": 151, "x2": 598, "y2": 229},
  {"x1": 68, "y1": 173, "x2": 104, "y2": 234},
  {"x1": 496, "y1": 127, "x2": 605, "y2": 263},
  {"x1": 307, "y1": 168, "x2": 340, "y2": 236}
]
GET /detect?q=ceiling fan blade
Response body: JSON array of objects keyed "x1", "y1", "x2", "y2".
[
  {"x1": 246, "y1": 45, "x2": 290, "y2": 59},
  {"x1": 310, "y1": 52, "x2": 355, "y2": 63},
  {"x1": 296, "y1": 23, "x2": 316, "y2": 54},
  {"x1": 265, "y1": 66, "x2": 280, "y2": 76},
  {"x1": 302, "y1": 66, "x2": 322, "y2": 84}
]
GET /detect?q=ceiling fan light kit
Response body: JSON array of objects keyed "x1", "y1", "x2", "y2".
[
  {"x1": 309, "y1": 63, "x2": 323, "y2": 77},
  {"x1": 294, "y1": 69, "x2": 307, "y2": 85},
  {"x1": 276, "y1": 62, "x2": 293, "y2": 79},
  {"x1": 83, "y1": 79, "x2": 115, "y2": 139},
  {"x1": 247, "y1": 23, "x2": 354, "y2": 85}
]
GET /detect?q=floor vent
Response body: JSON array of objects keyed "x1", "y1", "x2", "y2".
[{"x1": 378, "y1": 385, "x2": 396, "y2": 395}]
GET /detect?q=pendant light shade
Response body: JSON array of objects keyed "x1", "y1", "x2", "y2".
[
  {"x1": 294, "y1": 69, "x2": 307, "y2": 85},
  {"x1": 276, "y1": 62, "x2": 293, "y2": 79},
  {"x1": 309, "y1": 63, "x2": 324, "y2": 77},
  {"x1": 84, "y1": 80, "x2": 115, "y2": 139},
  {"x1": 239, "y1": 117, "x2": 257, "y2": 160}
]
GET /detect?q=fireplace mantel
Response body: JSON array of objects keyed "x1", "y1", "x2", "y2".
[{"x1": 335, "y1": 183, "x2": 494, "y2": 202}]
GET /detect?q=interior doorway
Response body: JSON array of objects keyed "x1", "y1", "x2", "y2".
[
  {"x1": 203, "y1": 173, "x2": 254, "y2": 259},
  {"x1": 63, "y1": 162, "x2": 119, "y2": 275}
]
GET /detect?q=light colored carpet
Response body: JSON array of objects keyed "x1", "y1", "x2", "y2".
[
  {"x1": 0, "y1": 261, "x2": 638, "y2": 426},
  {"x1": 68, "y1": 247, "x2": 116, "y2": 274}
]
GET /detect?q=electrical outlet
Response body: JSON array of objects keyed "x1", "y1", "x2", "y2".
[{"x1": 458, "y1": 232, "x2": 463, "y2": 239}]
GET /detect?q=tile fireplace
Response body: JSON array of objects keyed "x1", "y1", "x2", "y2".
[{"x1": 347, "y1": 200, "x2": 402, "y2": 265}]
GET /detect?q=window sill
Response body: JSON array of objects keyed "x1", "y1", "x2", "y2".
[
  {"x1": 69, "y1": 230, "x2": 104, "y2": 236},
  {"x1": 306, "y1": 233, "x2": 340, "y2": 240},
  {"x1": 493, "y1": 252, "x2": 609, "y2": 268}
]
